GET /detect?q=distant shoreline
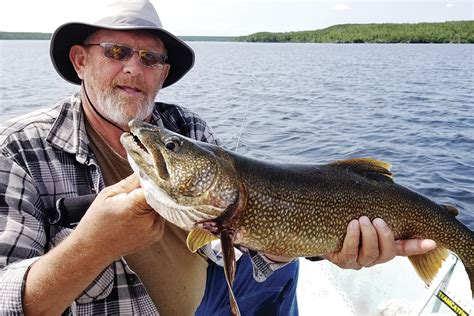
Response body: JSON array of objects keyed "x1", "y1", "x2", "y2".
[
  {"x1": 0, "y1": 32, "x2": 236, "y2": 42},
  {"x1": 1, "y1": 21, "x2": 473, "y2": 43}
]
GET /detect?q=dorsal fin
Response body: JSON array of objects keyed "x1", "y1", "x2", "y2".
[
  {"x1": 329, "y1": 158, "x2": 394, "y2": 182},
  {"x1": 442, "y1": 204, "x2": 459, "y2": 216}
]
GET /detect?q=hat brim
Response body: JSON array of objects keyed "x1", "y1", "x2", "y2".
[{"x1": 50, "y1": 22, "x2": 194, "y2": 88}]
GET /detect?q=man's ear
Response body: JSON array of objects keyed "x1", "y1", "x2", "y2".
[{"x1": 69, "y1": 45, "x2": 87, "y2": 80}]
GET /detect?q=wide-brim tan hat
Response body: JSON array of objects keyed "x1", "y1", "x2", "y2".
[{"x1": 50, "y1": 0, "x2": 194, "y2": 88}]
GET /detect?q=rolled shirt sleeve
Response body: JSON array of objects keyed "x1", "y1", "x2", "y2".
[
  {"x1": 0, "y1": 156, "x2": 48, "y2": 313},
  {"x1": 0, "y1": 257, "x2": 41, "y2": 313}
]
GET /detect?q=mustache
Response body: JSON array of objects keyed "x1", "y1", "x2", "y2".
[{"x1": 112, "y1": 77, "x2": 149, "y2": 93}]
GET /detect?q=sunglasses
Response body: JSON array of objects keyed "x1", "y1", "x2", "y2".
[{"x1": 85, "y1": 43, "x2": 168, "y2": 68}]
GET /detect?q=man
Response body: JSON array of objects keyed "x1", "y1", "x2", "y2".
[{"x1": 0, "y1": 1, "x2": 436, "y2": 315}]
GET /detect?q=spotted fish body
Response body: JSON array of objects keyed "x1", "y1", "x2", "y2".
[
  {"x1": 228, "y1": 158, "x2": 473, "y2": 262},
  {"x1": 121, "y1": 119, "x2": 474, "y2": 315}
]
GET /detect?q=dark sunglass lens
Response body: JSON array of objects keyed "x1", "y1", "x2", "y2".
[
  {"x1": 104, "y1": 44, "x2": 132, "y2": 61},
  {"x1": 139, "y1": 51, "x2": 164, "y2": 67}
]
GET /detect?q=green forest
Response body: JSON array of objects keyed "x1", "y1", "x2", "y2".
[
  {"x1": 237, "y1": 21, "x2": 474, "y2": 43},
  {"x1": 2, "y1": 21, "x2": 473, "y2": 43}
]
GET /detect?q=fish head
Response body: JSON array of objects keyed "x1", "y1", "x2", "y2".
[{"x1": 120, "y1": 119, "x2": 241, "y2": 231}]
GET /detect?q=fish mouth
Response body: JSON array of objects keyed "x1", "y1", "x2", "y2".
[{"x1": 120, "y1": 125, "x2": 170, "y2": 180}]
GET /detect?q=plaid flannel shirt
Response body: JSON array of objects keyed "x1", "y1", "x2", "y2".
[{"x1": 0, "y1": 93, "x2": 283, "y2": 315}]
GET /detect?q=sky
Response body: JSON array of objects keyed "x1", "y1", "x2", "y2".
[{"x1": 1, "y1": 0, "x2": 473, "y2": 36}]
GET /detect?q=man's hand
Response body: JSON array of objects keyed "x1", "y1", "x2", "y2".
[
  {"x1": 324, "y1": 216, "x2": 437, "y2": 269},
  {"x1": 73, "y1": 173, "x2": 165, "y2": 261},
  {"x1": 24, "y1": 173, "x2": 165, "y2": 315}
]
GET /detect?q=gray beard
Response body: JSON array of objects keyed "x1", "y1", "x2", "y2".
[{"x1": 95, "y1": 92, "x2": 155, "y2": 126}]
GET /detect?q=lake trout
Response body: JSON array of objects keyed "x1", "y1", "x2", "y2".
[{"x1": 120, "y1": 119, "x2": 473, "y2": 315}]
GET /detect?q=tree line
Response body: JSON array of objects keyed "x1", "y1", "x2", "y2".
[
  {"x1": 237, "y1": 21, "x2": 474, "y2": 43},
  {"x1": 0, "y1": 32, "x2": 236, "y2": 42},
  {"x1": 0, "y1": 32, "x2": 51, "y2": 40},
  {"x1": 2, "y1": 21, "x2": 473, "y2": 43}
]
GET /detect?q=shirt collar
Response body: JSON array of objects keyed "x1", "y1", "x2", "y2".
[{"x1": 46, "y1": 92, "x2": 91, "y2": 164}]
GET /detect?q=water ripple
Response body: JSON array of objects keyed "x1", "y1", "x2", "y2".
[{"x1": 2, "y1": 41, "x2": 473, "y2": 229}]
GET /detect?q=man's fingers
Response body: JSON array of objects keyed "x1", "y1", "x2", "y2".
[
  {"x1": 339, "y1": 219, "x2": 361, "y2": 268},
  {"x1": 104, "y1": 173, "x2": 141, "y2": 196},
  {"x1": 396, "y1": 239, "x2": 437, "y2": 256},
  {"x1": 127, "y1": 188, "x2": 152, "y2": 213},
  {"x1": 116, "y1": 173, "x2": 141, "y2": 191},
  {"x1": 96, "y1": 173, "x2": 152, "y2": 214},
  {"x1": 324, "y1": 217, "x2": 435, "y2": 270},
  {"x1": 357, "y1": 216, "x2": 379, "y2": 267},
  {"x1": 370, "y1": 218, "x2": 396, "y2": 265}
]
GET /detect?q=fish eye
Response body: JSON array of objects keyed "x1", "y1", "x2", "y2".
[
  {"x1": 165, "y1": 137, "x2": 181, "y2": 152},
  {"x1": 166, "y1": 142, "x2": 176, "y2": 151}
]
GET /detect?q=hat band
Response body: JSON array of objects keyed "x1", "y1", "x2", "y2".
[{"x1": 95, "y1": 16, "x2": 161, "y2": 28}]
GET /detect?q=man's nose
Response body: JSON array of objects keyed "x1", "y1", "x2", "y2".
[{"x1": 122, "y1": 52, "x2": 144, "y2": 76}]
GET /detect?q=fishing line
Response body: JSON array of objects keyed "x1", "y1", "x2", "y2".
[
  {"x1": 234, "y1": 74, "x2": 254, "y2": 151},
  {"x1": 234, "y1": 100, "x2": 249, "y2": 151}
]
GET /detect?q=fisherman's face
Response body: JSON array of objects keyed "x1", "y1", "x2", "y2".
[{"x1": 79, "y1": 29, "x2": 169, "y2": 126}]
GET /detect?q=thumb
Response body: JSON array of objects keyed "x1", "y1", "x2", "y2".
[{"x1": 395, "y1": 239, "x2": 437, "y2": 256}]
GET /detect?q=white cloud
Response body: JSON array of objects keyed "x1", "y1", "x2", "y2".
[
  {"x1": 445, "y1": 3, "x2": 454, "y2": 8},
  {"x1": 331, "y1": 4, "x2": 351, "y2": 11}
]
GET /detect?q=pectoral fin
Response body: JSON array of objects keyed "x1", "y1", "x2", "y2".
[
  {"x1": 408, "y1": 246, "x2": 449, "y2": 285},
  {"x1": 186, "y1": 228, "x2": 219, "y2": 253},
  {"x1": 221, "y1": 230, "x2": 241, "y2": 316}
]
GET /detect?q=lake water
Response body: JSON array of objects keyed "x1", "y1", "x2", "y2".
[{"x1": 1, "y1": 40, "x2": 472, "y2": 229}]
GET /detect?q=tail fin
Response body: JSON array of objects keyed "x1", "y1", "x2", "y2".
[
  {"x1": 408, "y1": 246, "x2": 449, "y2": 285},
  {"x1": 409, "y1": 247, "x2": 474, "y2": 298}
]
